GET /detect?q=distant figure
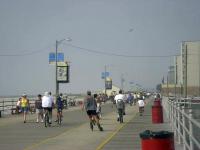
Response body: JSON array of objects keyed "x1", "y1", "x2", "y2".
[
  {"x1": 82, "y1": 91, "x2": 103, "y2": 131},
  {"x1": 35, "y1": 94, "x2": 43, "y2": 123},
  {"x1": 138, "y1": 98, "x2": 145, "y2": 116},
  {"x1": 127, "y1": 93, "x2": 133, "y2": 106},
  {"x1": 20, "y1": 94, "x2": 29, "y2": 123}
]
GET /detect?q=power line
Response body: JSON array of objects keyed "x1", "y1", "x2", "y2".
[
  {"x1": 0, "y1": 45, "x2": 54, "y2": 57},
  {"x1": 64, "y1": 43, "x2": 177, "y2": 58},
  {"x1": 0, "y1": 42, "x2": 178, "y2": 58}
]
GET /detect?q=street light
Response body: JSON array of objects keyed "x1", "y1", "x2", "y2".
[{"x1": 55, "y1": 37, "x2": 72, "y2": 98}]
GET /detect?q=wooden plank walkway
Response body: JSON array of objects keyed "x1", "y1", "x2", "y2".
[{"x1": 102, "y1": 101, "x2": 183, "y2": 150}]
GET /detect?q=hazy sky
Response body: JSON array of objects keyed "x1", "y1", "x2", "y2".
[{"x1": 0, "y1": 0, "x2": 200, "y2": 96}]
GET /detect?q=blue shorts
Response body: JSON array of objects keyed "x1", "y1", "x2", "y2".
[
  {"x1": 21, "y1": 107, "x2": 28, "y2": 113},
  {"x1": 57, "y1": 108, "x2": 63, "y2": 112}
]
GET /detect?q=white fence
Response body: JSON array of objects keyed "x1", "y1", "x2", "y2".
[{"x1": 163, "y1": 97, "x2": 200, "y2": 150}]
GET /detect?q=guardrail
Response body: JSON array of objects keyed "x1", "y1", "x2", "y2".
[
  {"x1": 0, "y1": 99, "x2": 36, "y2": 115},
  {"x1": 0, "y1": 97, "x2": 84, "y2": 116},
  {"x1": 162, "y1": 96, "x2": 200, "y2": 150}
]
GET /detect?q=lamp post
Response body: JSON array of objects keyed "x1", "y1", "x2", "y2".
[
  {"x1": 104, "y1": 65, "x2": 107, "y2": 95},
  {"x1": 55, "y1": 38, "x2": 71, "y2": 98}
]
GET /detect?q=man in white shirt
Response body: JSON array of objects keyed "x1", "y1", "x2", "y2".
[
  {"x1": 114, "y1": 90, "x2": 126, "y2": 122},
  {"x1": 42, "y1": 92, "x2": 54, "y2": 124}
]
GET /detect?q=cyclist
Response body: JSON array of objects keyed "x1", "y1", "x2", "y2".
[
  {"x1": 42, "y1": 92, "x2": 54, "y2": 125},
  {"x1": 138, "y1": 98, "x2": 145, "y2": 116},
  {"x1": 82, "y1": 91, "x2": 103, "y2": 131},
  {"x1": 114, "y1": 90, "x2": 126, "y2": 123},
  {"x1": 55, "y1": 93, "x2": 64, "y2": 124}
]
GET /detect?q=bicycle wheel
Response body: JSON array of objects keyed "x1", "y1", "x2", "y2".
[
  {"x1": 118, "y1": 109, "x2": 123, "y2": 123},
  {"x1": 119, "y1": 114, "x2": 123, "y2": 123},
  {"x1": 44, "y1": 114, "x2": 48, "y2": 127}
]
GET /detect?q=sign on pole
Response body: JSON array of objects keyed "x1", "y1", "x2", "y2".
[
  {"x1": 105, "y1": 77, "x2": 112, "y2": 89},
  {"x1": 101, "y1": 72, "x2": 109, "y2": 79},
  {"x1": 57, "y1": 64, "x2": 70, "y2": 83},
  {"x1": 49, "y1": 52, "x2": 64, "y2": 64}
]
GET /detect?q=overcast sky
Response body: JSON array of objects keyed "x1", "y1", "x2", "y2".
[{"x1": 0, "y1": 0, "x2": 200, "y2": 96}]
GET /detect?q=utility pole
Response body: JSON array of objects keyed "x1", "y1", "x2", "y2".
[
  {"x1": 55, "y1": 38, "x2": 71, "y2": 98},
  {"x1": 175, "y1": 56, "x2": 177, "y2": 98},
  {"x1": 55, "y1": 40, "x2": 59, "y2": 98},
  {"x1": 183, "y1": 43, "x2": 188, "y2": 98},
  {"x1": 121, "y1": 74, "x2": 124, "y2": 91},
  {"x1": 104, "y1": 65, "x2": 107, "y2": 95}
]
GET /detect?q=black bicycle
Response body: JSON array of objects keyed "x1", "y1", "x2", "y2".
[
  {"x1": 44, "y1": 108, "x2": 50, "y2": 127},
  {"x1": 116, "y1": 100, "x2": 124, "y2": 123},
  {"x1": 118, "y1": 108, "x2": 124, "y2": 123}
]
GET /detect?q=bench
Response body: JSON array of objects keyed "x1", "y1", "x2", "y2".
[
  {"x1": 11, "y1": 108, "x2": 21, "y2": 115},
  {"x1": 11, "y1": 105, "x2": 36, "y2": 114},
  {"x1": 29, "y1": 106, "x2": 36, "y2": 114}
]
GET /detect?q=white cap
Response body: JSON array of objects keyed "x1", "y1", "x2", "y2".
[
  {"x1": 22, "y1": 93, "x2": 27, "y2": 97},
  {"x1": 44, "y1": 92, "x2": 49, "y2": 96}
]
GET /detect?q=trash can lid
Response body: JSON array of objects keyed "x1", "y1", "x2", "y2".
[{"x1": 140, "y1": 130, "x2": 174, "y2": 139}]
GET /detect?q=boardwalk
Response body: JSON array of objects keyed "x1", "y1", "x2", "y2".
[{"x1": 0, "y1": 98, "x2": 182, "y2": 150}]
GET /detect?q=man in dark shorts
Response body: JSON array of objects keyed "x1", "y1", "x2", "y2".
[
  {"x1": 55, "y1": 93, "x2": 64, "y2": 122},
  {"x1": 82, "y1": 91, "x2": 103, "y2": 131}
]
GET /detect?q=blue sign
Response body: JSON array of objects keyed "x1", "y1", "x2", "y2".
[
  {"x1": 57, "y1": 53, "x2": 64, "y2": 62},
  {"x1": 49, "y1": 52, "x2": 64, "y2": 64},
  {"x1": 101, "y1": 72, "x2": 109, "y2": 79}
]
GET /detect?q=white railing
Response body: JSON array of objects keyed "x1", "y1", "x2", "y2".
[{"x1": 162, "y1": 97, "x2": 200, "y2": 150}]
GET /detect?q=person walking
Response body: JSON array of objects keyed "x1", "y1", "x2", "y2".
[
  {"x1": 55, "y1": 93, "x2": 64, "y2": 123},
  {"x1": 82, "y1": 91, "x2": 103, "y2": 131},
  {"x1": 114, "y1": 90, "x2": 126, "y2": 122},
  {"x1": 35, "y1": 94, "x2": 43, "y2": 123},
  {"x1": 20, "y1": 94, "x2": 29, "y2": 123}
]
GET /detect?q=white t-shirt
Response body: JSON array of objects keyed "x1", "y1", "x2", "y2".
[
  {"x1": 138, "y1": 99, "x2": 145, "y2": 107},
  {"x1": 114, "y1": 94, "x2": 126, "y2": 103},
  {"x1": 42, "y1": 96, "x2": 54, "y2": 108}
]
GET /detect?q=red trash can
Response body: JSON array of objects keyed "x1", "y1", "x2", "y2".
[
  {"x1": 140, "y1": 130, "x2": 175, "y2": 150},
  {"x1": 152, "y1": 106, "x2": 163, "y2": 123}
]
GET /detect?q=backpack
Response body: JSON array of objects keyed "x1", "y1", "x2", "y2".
[{"x1": 116, "y1": 99, "x2": 124, "y2": 109}]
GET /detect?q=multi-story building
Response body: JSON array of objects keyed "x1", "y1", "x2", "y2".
[
  {"x1": 162, "y1": 41, "x2": 200, "y2": 96},
  {"x1": 168, "y1": 66, "x2": 175, "y2": 84},
  {"x1": 182, "y1": 41, "x2": 200, "y2": 96}
]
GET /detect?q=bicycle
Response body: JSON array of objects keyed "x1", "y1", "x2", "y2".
[
  {"x1": 118, "y1": 108, "x2": 124, "y2": 123},
  {"x1": 43, "y1": 108, "x2": 50, "y2": 127},
  {"x1": 116, "y1": 99, "x2": 124, "y2": 123}
]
